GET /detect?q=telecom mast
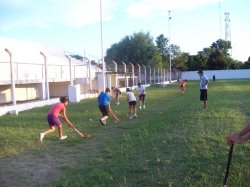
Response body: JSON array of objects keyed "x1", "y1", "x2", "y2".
[
  {"x1": 224, "y1": 12, "x2": 232, "y2": 55},
  {"x1": 224, "y1": 12, "x2": 231, "y2": 41}
]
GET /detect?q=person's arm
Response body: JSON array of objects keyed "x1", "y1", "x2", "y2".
[
  {"x1": 107, "y1": 102, "x2": 111, "y2": 111},
  {"x1": 126, "y1": 94, "x2": 129, "y2": 102},
  {"x1": 227, "y1": 124, "x2": 250, "y2": 145},
  {"x1": 61, "y1": 109, "x2": 74, "y2": 128}
]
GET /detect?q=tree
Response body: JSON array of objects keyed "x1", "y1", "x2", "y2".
[
  {"x1": 210, "y1": 39, "x2": 232, "y2": 55},
  {"x1": 105, "y1": 32, "x2": 157, "y2": 66},
  {"x1": 155, "y1": 34, "x2": 168, "y2": 65},
  {"x1": 207, "y1": 48, "x2": 227, "y2": 70},
  {"x1": 241, "y1": 58, "x2": 250, "y2": 69},
  {"x1": 174, "y1": 52, "x2": 189, "y2": 71},
  {"x1": 70, "y1": 54, "x2": 83, "y2": 61}
]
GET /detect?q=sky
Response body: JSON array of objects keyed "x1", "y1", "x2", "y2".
[{"x1": 0, "y1": 0, "x2": 249, "y2": 62}]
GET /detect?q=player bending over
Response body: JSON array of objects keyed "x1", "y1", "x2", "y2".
[
  {"x1": 126, "y1": 88, "x2": 137, "y2": 119},
  {"x1": 136, "y1": 82, "x2": 146, "y2": 109},
  {"x1": 179, "y1": 79, "x2": 188, "y2": 94},
  {"x1": 40, "y1": 96, "x2": 74, "y2": 142}
]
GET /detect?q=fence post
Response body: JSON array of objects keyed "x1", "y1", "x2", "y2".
[
  {"x1": 5, "y1": 48, "x2": 16, "y2": 106},
  {"x1": 112, "y1": 60, "x2": 118, "y2": 87},
  {"x1": 137, "y1": 64, "x2": 141, "y2": 84},
  {"x1": 130, "y1": 63, "x2": 134, "y2": 87},
  {"x1": 65, "y1": 55, "x2": 73, "y2": 86},
  {"x1": 40, "y1": 52, "x2": 50, "y2": 100},
  {"x1": 148, "y1": 66, "x2": 151, "y2": 85},
  {"x1": 143, "y1": 65, "x2": 146, "y2": 85}
]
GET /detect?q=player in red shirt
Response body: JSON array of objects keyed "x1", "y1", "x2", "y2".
[
  {"x1": 179, "y1": 79, "x2": 188, "y2": 94},
  {"x1": 40, "y1": 96, "x2": 74, "y2": 142}
]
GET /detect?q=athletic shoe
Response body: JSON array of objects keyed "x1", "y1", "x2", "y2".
[
  {"x1": 134, "y1": 114, "x2": 137, "y2": 118},
  {"x1": 116, "y1": 102, "x2": 120, "y2": 105},
  {"x1": 99, "y1": 119, "x2": 105, "y2": 126},
  {"x1": 143, "y1": 105, "x2": 145, "y2": 109},
  {"x1": 59, "y1": 135, "x2": 67, "y2": 140},
  {"x1": 139, "y1": 106, "x2": 142, "y2": 109},
  {"x1": 40, "y1": 133, "x2": 44, "y2": 142}
]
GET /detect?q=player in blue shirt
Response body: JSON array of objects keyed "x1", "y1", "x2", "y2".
[{"x1": 98, "y1": 88, "x2": 111, "y2": 125}]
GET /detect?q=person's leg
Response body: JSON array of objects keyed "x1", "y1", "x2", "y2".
[
  {"x1": 129, "y1": 105, "x2": 133, "y2": 119},
  {"x1": 43, "y1": 126, "x2": 56, "y2": 136},
  {"x1": 204, "y1": 90, "x2": 208, "y2": 109},
  {"x1": 115, "y1": 95, "x2": 118, "y2": 104},
  {"x1": 204, "y1": 100, "x2": 208, "y2": 109},
  {"x1": 117, "y1": 95, "x2": 120, "y2": 104},
  {"x1": 102, "y1": 115, "x2": 108, "y2": 121},
  {"x1": 139, "y1": 95, "x2": 142, "y2": 109},
  {"x1": 40, "y1": 126, "x2": 56, "y2": 142},
  {"x1": 99, "y1": 106, "x2": 108, "y2": 125},
  {"x1": 58, "y1": 126, "x2": 63, "y2": 138},
  {"x1": 101, "y1": 106, "x2": 109, "y2": 124},
  {"x1": 133, "y1": 105, "x2": 137, "y2": 117},
  {"x1": 181, "y1": 87, "x2": 185, "y2": 94},
  {"x1": 142, "y1": 95, "x2": 146, "y2": 108}
]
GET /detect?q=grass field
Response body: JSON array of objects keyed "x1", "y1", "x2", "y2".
[{"x1": 0, "y1": 79, "x2": 249, "y2": 187}]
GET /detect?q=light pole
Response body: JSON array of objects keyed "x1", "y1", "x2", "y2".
[
  {"x1": 100, "y1": 0, "x2": 106, "y2": 91},
  {"x1": 168, "y1": 10, "x2": 172, "y2": 83}
]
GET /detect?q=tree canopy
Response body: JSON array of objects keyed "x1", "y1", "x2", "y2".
[{"x1": 104, "y1": 32, "x2": 249, "y2": 71}]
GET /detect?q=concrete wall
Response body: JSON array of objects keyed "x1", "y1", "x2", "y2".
[
  {"x1": 49, "y1": 82, "x2": 70, "y2": 97},
  {"x1": 0, "y1": 85, "x2": 11, "y2": 103},
  {"x1": 181, "y1": 69, "x2": 250, "y2": 80},
  {"x1": 0, "y1": 84, "x2": 41, "y2": 103}
]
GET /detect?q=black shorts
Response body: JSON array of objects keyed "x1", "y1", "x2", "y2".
[
  {"x1": 99, "y1": 105, "x2": 109, "y2": 116},
  {"x1": 139, "y1": 94, "x2": 146, "y2": 101},
  {"x1": 200, "y1": 89, "x2": 208, "y2": 101},
  {"x1": 129, "y1": 101, "x2": 137, "y2": 106}
]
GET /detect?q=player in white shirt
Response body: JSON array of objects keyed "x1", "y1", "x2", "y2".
[
  {"x1": 136, "y1": 82, "x2": 146, "y2": 109},
  {"x1": 126, "y1": 88, "x2": 137, "y2": 119}
]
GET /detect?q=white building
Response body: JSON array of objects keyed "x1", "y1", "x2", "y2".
[{"x1": 0, "y1": 37, "x2": 100, "y2": 115}]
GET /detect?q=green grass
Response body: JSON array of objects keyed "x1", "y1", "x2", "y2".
[{"x1": 0, "y1": 79, "x2": 249, "y2": 187}]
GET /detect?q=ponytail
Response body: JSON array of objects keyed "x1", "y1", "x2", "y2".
[{"x1": 60, "y1": 96, "x2": 69, "y2": 103}]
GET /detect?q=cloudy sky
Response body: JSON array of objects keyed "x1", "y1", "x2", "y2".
[{"x1": 0, "y1": 0, "x2": 249, "y2": 61}]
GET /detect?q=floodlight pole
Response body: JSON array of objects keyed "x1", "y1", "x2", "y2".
[
  {"x1": 5, "y1": 48, "x2": 16, "y2": 105},
  {"x1": 100, "y1": 0, "x2": 106, "y2": 91},
  {"x1": 168, "y1": 10, "x2": 172, "y2": 83}
]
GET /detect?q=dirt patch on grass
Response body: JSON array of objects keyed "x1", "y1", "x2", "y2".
[
  {"x1": 0, "y1": 136, "x2": 103, "y2": 187},
  {"x1": 0, "y1": 150, "x2": 60, "y2": 187}
]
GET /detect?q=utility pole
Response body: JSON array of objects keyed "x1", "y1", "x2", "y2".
[
  {"x1": 100, "y1": 0, "x2": 106, "y2": 91},
  {"x1": 168, "y1": 10, "x2": 172, "y2": 83}
]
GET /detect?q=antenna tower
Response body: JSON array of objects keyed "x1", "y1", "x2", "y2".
[{"x1": 224, "y1": 12, "x2": 231, "y2": 41}]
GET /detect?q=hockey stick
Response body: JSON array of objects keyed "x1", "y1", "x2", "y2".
[
  {"x1": 72, "y1": 126, "x2": 91, "y2": 139},
  {"x1": 109, "y1": 109, "x2": 119, "y2": 122},
  {"x1": 223, "y1": 143, "x2": 234, "y2": 187}
]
